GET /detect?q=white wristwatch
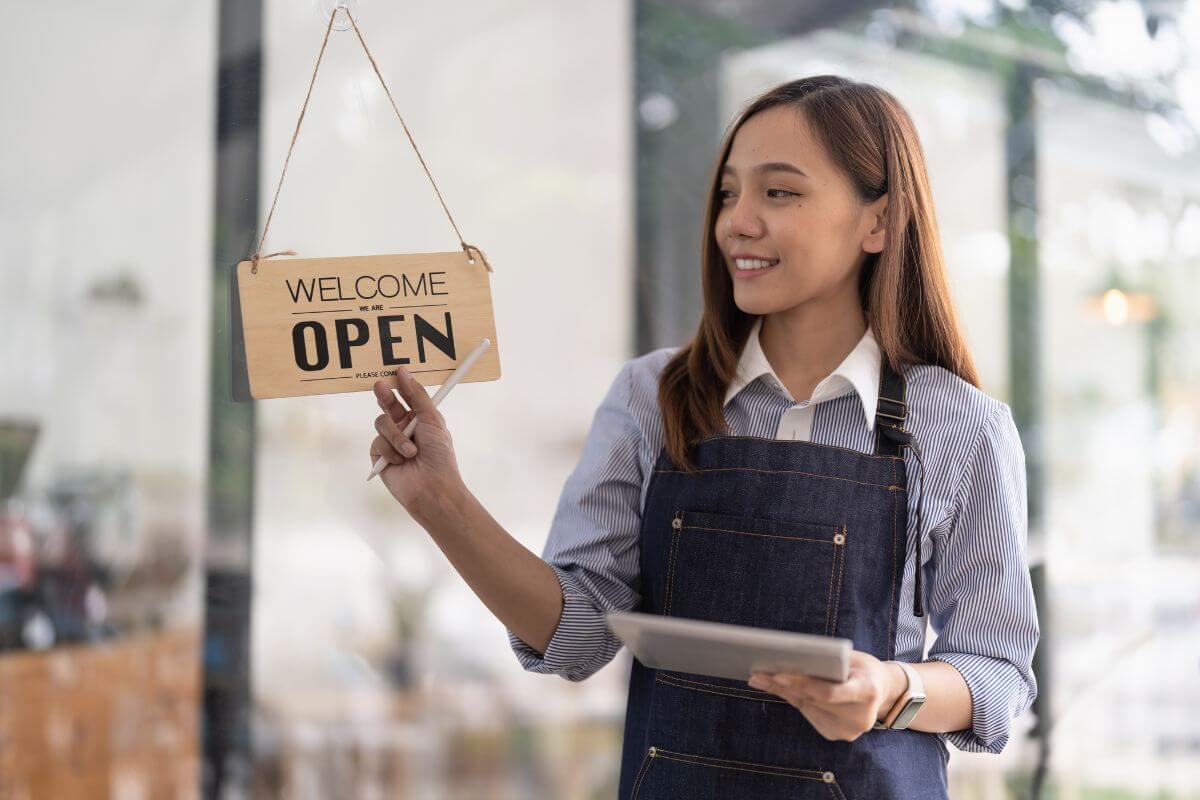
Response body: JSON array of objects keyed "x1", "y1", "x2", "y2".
[{"x1": 873, "y1": 661, "x2": 926, "y2": 730}]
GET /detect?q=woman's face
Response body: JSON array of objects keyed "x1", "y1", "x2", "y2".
[{"x1": 714, "y1": 105, "x2": 886, "y2": 317}]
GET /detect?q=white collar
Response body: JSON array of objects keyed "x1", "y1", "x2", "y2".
[{"x1": 723, "y1": 317, "x2": 882, "y2": 431}]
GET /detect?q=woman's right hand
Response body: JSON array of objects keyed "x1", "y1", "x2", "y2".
[{"x1": 369, "y1": 367, "x2": 466, "y2": 519}]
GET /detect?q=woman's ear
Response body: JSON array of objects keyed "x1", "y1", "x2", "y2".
[{"x1": 862, "y1": 193, "x2": 888, "y2": 255}]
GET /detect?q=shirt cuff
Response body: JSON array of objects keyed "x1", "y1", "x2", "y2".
[
  {"x1": 928, "y1": 652, "x2": 1036, "y2": 754},
  {"x1": 506, "y1": 564, "x2": 615, "y2": 682}
]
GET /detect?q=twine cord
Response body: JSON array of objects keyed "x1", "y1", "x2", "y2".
[{"x1": 250, "y1": 5, "x2": 491, "y2": 275}]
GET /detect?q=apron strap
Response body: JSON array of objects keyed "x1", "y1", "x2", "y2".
[
  {"x1": 874, "y1": 357, "x2": 908, "y2": 457},
  {"x1": 873, "y1": 357, "x2": 928, "y2": 617}
]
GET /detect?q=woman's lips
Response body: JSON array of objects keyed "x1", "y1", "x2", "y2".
[{"x1": 733, "y1": 258, "x2": 780, "y2": 278}]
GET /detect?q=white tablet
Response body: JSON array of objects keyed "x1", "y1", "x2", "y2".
[{"x1": 605, "y1": 611, "x2": 851, "y2": 683}]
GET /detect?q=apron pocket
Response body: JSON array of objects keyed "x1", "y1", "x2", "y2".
[
  {"x1": 631, "y1": 745, "x2": 848, "y2": 800},
  {"x1": 665, "y1": 508, "x2": 848, "y2": 636}
]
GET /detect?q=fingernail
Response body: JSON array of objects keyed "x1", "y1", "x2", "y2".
[
  {"x1": 402, "y1": 443, "x2": 417, "y2": 457},
  {"x1": 748, "y1": 676, "x2": 768, "y2": 689},
  {"x1": 774, "y1": 675, "x2": 792, "y2": 687}
]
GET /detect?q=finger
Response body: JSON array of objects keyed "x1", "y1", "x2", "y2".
[
  {"x1": 779, "y1": 670, "x2": 867, "y2": 704},
  {"x1": 376, "y1": 413, "x2": 418, "y2": 458},
  {"x1": 782, "y1": 673, "x2": 863, "y2": 705},
  {"x1": 393, "y1": 366, "x2": 439, "y2": 418},
  {"x1": 758, "y1": 675, "x2": 839, "y2": 715},
  {"x1": 754, "y1": 675, "x2": 869, "y2": 741},
  {"x1": 786, "y1": 689, "x2": 875, "y2": 740},
  {"x1": 765, "y1": 683, "x2": 820, "y2": 723},
  {"x1": 370, "y1": 434, "x2": 404, "y2": 465},
  {"x1": 749, "y1": 675, "x2": 808, "y2": 708},
  {"x1": 757, "y1": 680, "x2": 809, "y2": 710},
  {"x1": 749, "y1": 672, "x2": 776, "y2": 689},
  {"x1": 374, "y1": 380, "x2": 411, "y2": 425},
  {"x1": 848, "y1": 650, "x2": 873, "y2": 668}
]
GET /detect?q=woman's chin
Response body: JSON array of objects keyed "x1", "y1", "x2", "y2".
[
  {"x1": 733, "y1": 295, "x2": 787, "y2": 317},
  {"x1": 732, "y1": 280, "x2": 797, "y2": 315}
]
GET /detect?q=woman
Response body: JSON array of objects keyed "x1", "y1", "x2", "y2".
[{"x1": 368, "y1": 75, "x2": 1039, "y2": 799}]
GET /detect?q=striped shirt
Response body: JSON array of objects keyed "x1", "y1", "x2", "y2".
[{"x1": 508, "y1": 320, "x2": 1040, "y2": 754}]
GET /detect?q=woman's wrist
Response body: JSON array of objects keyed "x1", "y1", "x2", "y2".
[
  {"x1": 876, "y1": 660, "x2": 910, "y2": 723},
  {"x1": 411, "y1": 476, "x2": 473, "y2": 532}
]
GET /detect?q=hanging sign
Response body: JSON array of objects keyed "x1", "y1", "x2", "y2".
[
  {"x1": 229, "y1": 4, "x2": 502, "y2": 401},
  {"x1": 234, "y1": 251, "x2": 500, "y2": 399}
]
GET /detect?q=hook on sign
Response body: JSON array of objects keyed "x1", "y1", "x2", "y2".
[{"x1": 315, "y1": 0, "x2": 362, "y2": 31}]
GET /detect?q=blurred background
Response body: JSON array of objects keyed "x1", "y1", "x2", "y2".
[{"x1": 1, "y1": 0, "x2": 1198, "y2": 797}]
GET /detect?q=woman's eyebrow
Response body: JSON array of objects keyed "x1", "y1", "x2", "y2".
[{"x1": 721, "y1": 161, "x2": 810, "y2": 178}]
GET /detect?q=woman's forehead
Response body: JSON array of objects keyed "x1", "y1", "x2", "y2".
[{"x1": 723, "y1": 106, "x2": 825, "y2": 177}]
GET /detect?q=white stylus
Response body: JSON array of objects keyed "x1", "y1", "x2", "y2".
[{"x1": 366, "y1": 337, "x2": 492, "y2": 482}]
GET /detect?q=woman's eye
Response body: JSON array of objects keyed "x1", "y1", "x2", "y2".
[{"x1": 718, "y1": 189, "x2": 798, "y2": 202}]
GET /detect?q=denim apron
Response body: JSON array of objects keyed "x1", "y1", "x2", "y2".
[{"x1": 616, "y1": 359, "x2": 949, "y2": 799}]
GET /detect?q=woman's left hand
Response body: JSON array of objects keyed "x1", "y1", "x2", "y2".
[{"x1": 748, "y1": 650, "x2": 904, "y2": 742}]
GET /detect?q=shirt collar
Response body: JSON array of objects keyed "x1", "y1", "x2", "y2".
[{"x1": 723, "y1": 317, "x2": 882, "y2": 431}]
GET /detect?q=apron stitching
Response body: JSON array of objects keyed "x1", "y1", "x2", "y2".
[
  {"x1": 887, "y1": 491, "x2": 899, "y2": 655},
  {"x1": 696, "y1": 433, "x2": 907, "y2": 461},
  {"x1": 832, "y1": 525, "x2": 847, "y2": 635},
  {"x1": 685, "y1": 525, "x2": 838, "y2": 546},
  {"x1": 630, "y1": 748, "x2": 655, "y2": 799},
  {"x1": 651, "y1": 749, "x2": 832, "y2": 780},
  {"x1": 655, "y1": 673, "x2": 786, "y2": 704},
  {"x1": 664, "y1": 525, "x2": 681, "y2": 617},
  {"x1": 657, "y1": 467, "x2": 896, "y2": 490},
  {"x1": 825, "y1": 537, "x2": 837, "y2": 636},
  {"x1": 640, "y1": 456, "x2": 667, "y2": 518}
]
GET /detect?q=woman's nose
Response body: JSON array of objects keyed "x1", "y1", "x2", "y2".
[{"x1": 725, "y1": 197, "x2": 764, "y2": 239}]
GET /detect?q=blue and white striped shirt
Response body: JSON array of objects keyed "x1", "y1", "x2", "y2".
[{"x1": 509, "y1": 320, "x2": 1039, "y2": 754}]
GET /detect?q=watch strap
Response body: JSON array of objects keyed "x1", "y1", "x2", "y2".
[{"x1": 875, "y1": 661, "x2": 926, "y2": 730}]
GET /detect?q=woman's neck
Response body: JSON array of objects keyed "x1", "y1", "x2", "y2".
[{"x1": 759, "y1": 301, "x2": 868, "y2": 402}]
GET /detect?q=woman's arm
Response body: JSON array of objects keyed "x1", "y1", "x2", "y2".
[
  {"x1": 900, "y1": 661, "x2": 972, "y2": 732},
  {"x1": 749, "y1": 652, "x2": 971, "y2": 741},
  {"x1": 411, "y1": 482, "x2": 565, "y2": 656},
  {"x1": 369, "y1": 368, "x2": 567, "y2": 654},
  {"x1": 370, "y1": 359, "x2": 647, "y2": 679},
  {"x1": 923, "y1": 403, "x2": 1040, "y2": 752}
]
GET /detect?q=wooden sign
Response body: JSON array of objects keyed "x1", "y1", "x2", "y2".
[{"x1": 234, "y1": 251, "x2": 500, "y2": 399}]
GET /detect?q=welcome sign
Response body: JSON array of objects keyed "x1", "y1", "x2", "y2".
[{"x1": 233, "y1": 251, "x2": 501, "y2": 399}]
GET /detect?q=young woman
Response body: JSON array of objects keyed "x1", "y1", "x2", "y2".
[{"x1": 367, "y1": 75, "x2": 1039, "y2": 799}]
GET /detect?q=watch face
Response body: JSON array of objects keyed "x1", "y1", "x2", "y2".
[{"x1": 892, "y1": 697, "x2": 926, "y2": 729}]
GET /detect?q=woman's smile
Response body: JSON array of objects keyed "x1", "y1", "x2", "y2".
[{"x1": 732, "y1": 256, "x2": 781, "y2": 278}]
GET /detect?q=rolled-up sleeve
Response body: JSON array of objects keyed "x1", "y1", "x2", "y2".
[
  {"x1": 507, "y1": 360, "x2": 644, "y2": 682},
  {"x1": 926, "y1": 403, "x2": 1040, "y2": 753}
]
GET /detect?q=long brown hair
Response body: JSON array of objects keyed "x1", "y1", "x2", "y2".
[{"x1": 658, "y1": 75, "x2": 980, "y2": 473}]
